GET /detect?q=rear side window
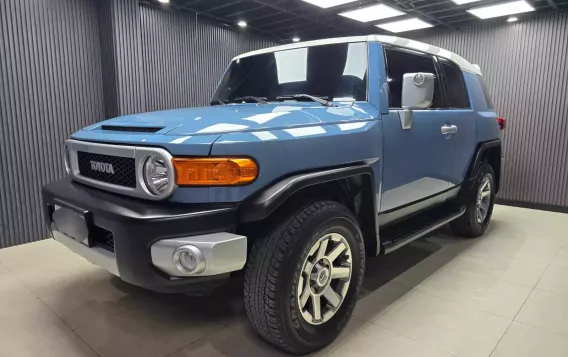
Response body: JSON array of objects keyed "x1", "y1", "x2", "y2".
[
  {"x1": 477, "y1": 74, "x2": 494, "y2": 109},
  {"x1": 384, "y1": 48, "x2": 443, "y2": 109},
  {"x1": 438, "y1": 58, "x2": 470, "y2": 108}
]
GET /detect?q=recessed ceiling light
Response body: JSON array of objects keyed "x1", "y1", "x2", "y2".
[
  {"x1": 301, "y1": 0, "x2": 358, "y2": 8},
  {"x1": 292, "y1": 37, "x2": 300, "y2": 42},
  {"x1": 451, "y1": 0, "x2": 482, "y2": 5},
  {"x1": 237, "y1": 21, "x2": 247, "y2": 27},
  {"x1": 467, "y1": 0, "x2": 534, "y2": 19},
  {"x1": 507, "y1": 16, "x2": 519, "y2": 22},
  {"x1": 339, "y1": 4, "x2": 405, "y2": 23},
  {"x1": 376, "y1": 18, "x2": 433, "y2": 33},
  {"x1": 158, "y1": 0, "x2": 169, "y2": 3}
]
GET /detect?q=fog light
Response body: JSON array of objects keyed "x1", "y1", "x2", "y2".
[{"x1": 172, "y1": 245, "x2": 206, "y2": 274}]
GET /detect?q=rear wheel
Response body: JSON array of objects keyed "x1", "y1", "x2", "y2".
[
  {"x1": 451, "y1": 162, "x2": 495, "y2": 237},
  {"x1": 244, "y1": 200, "x2": 365, "y2": 354}
]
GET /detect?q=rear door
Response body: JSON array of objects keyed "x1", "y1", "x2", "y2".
[
  {"x1": 380, "y1": 48, "x2": 455, "y2": 213},
  {"x1": 436, "y1": 57, "x2": 477, "y2": 186}
]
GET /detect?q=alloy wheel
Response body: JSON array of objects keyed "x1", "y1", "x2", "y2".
[
  {"x1": 297, "y1": 233, "x2": 352, "y2": 325},
  {"x1": 476, "y1": 175, "x2": 492, "y2": 223}
]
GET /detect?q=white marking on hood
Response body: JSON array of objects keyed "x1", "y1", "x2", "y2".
[
  {"x1": 284, "y1": 126, "x2": 326, "y2": 137},
  {"x1": 170, "y1": 136, "x2": 192, "y2": 144},
  {"x1": 338, "y1": 122, "x2": 367, "y2": 131},
  {"x1": 243, "y1": 112, "x2": 289, "y2": 124},
  {"x1": 197, "y1": 123, "x2": 249, "y2": 133},
  {"x1": 252, "y1": 131, "x2": 278, "y2": 141}
]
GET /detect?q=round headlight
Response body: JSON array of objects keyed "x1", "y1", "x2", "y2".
[{"x1": 143, "y1": 155, "x2": 170, "y2": 196}]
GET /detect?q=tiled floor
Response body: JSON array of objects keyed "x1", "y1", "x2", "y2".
[{"x1": 1, "y1": 205, "x2": 568, "y2": 357}]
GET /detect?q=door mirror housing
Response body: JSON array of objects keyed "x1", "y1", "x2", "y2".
[{"x1": 401, "y1": 72, "x2": 435, "y2": 109}]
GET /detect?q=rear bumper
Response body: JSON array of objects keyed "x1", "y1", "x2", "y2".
[{"x1": 42, "y1": 177, "x2": 245, "y2": 293}]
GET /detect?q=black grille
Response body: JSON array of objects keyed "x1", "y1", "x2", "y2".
[
  {"x1": 101, "y1": 125, "x2": 163, "y2": 133},
  {"x1": 77, "y1": 151, "x2": 136, "y2": 188},
  {"x1": 90, "y1": 226, "x2": 114, "y2": 252}
]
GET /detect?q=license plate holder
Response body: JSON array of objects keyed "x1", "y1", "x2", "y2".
[{"x1": 52, "y1": 206, "x2": 91, "y2": 246}]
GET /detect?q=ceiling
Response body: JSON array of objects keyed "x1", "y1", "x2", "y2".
[{"x1": 144, "y1": 0, "x2": 568, "y2": 41}]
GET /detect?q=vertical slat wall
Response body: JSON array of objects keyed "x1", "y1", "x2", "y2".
[
  {"x1": 0, "y1": 0, "x2": 104, "y2": 247},
  {"x1": 97, "y1": 0, "x2": 146, "y2": 117},
  {"x1": 411, "y1": 12, "x2": 568, "y2": 207},
  {"x1": 140, "y1": 5, "x2": 276, "y2": 111}
]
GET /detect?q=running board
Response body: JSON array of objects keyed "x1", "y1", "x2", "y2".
[{"x1": 381, "y1": 205, "x2": 466, "y2": 254}]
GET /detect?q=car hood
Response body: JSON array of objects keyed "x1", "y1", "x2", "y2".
[{"x1": 81, "y1": 102, "x2": 377, "y2": 136}]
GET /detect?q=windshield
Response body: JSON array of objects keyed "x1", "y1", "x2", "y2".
[{"x1": 212, "y1": 42, "x2": 368, "y2": 103}]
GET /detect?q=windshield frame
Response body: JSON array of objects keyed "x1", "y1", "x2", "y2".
[{"x1": 211, "y1": 42, "x2": 370, "y2": 105}]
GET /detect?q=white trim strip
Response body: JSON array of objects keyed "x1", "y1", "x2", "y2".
[{"x1": 232, "y1": 35, "x2": 481, "y2": 75}]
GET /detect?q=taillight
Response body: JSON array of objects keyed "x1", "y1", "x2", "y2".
[{"x1": 497, "y1": 117, "x2": 506, "y2": 131}]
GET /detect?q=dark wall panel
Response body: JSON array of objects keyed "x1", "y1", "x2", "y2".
[
  {"x1": 98, "y1": 0, "x2": 146, "y2": 117},
  {"x1": 140, "y1": 5, "x2": 276, "y2": 111},
  {"x1": 410, "y1": 12, "x2": 568, "y2": 207},
  {"x1": 0, "y1": 0, "x2": 104, "y2": 247}
]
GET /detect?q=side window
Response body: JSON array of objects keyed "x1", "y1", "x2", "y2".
[
  {"x1": 438, "y1": 58, "x2": 470, "y2": 108},
  {"x1": 477, "y1": 74, "x2": 495, "y2": 109},
  {"x1": 384, "y1": 48, "x2": 443, "y2": 109}
]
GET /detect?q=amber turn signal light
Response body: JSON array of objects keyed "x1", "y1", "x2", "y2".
[{"x1": 172, "y1": 158, "x2": 258, "y2": 186}]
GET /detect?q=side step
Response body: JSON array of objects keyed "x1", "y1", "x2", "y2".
[{"x1": 380, "y1": 204, "x2": 466, "y2": 254}]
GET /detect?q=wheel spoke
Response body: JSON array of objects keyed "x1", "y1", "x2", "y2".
[
  {"x1": 323, "y1": 286, "x2": 341, "y2": 308},
  {"x1": 476, "y1": 209, "x2": 483, "y2": 222},
  {"x1": 303, "y1": 261, "x2": 314, "y2": 275},
  {"x1": 331, "y1": 266, "x2": 350, "y2": 280},
  {"x1": 480, "y1": 201, "x2": 489, "y2": 211},
  {"x1": 480, "y1": 179, "x2": 489, "y2": 192},
  {"x1": 316, "y1": 237, "x2": 329, "y2": 260},
  {"x1": 481, "y1": 189, "x2": 491, "y2": 198},
  {"x1": 299, "y1": 281, "x2": 311, "y2": 308},
  {"x1": 311, "y1": 294, "x2": 322, "y2": 321},
  {"x1": 327, "y1": 242, "x2": 346, "y2": 262}
]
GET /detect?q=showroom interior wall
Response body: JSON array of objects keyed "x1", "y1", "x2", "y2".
[
  {"x1": 0, "y1": 0, "x2": 275, "y2": 248},
  {"x1": 140, "y1": 5, "x2": 275, "y2": 111},
  {"x1": 0, "y1": 0, "x2": 105, "y2": 248},
  {"x1": 410, "y1": 12, "x2": 568, "y2": 210}
]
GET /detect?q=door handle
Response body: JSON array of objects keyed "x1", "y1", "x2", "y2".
[{"x1": 441, "y1": 125, "x2": 458, "y2": 135}]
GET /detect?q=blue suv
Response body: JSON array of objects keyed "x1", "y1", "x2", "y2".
[{"x1": 42, "y1": 36, "x2": 503, "y2": 354}]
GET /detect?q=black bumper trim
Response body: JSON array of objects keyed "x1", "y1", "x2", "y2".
[{"x1": 42, "y1": 177, "x2": 237, "y2": 293}]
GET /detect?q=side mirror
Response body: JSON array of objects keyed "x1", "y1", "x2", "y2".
[
  {"x1": 401, "y1": 72, "x2": 435, "y2": 109},
  {"x1": 399, "y1": 72, "x2": 435, "y2": 130}
]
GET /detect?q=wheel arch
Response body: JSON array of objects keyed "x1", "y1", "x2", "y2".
[
  {"x1": 465, "y1": 139, "x2": 502, "y2": 193},
  {"x1": 238, "y1": 165, "x2": 380, "y2": 256}
]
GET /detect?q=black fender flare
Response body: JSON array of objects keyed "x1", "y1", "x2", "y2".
[
  {"x1": 465, "y1": 139, "x2": 502, "y2": 193},
  {"x1": 238, "y1": 164, "x2": 377, "y2": 225}
]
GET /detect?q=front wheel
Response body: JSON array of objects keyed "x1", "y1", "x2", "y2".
[
  {"x1": 450, "y1": 162, "x2": 496, "y2": 237},
  {"x1": 244, "y1": 201, "x2": 365, "y2": 355}
]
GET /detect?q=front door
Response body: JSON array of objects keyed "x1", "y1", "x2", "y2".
[
  {"x1": 380, "y1": 47, "x2": 456, "y2": 213},
  {"x1": 381, "y1": 110, "x2": 455, "y2": 212}
]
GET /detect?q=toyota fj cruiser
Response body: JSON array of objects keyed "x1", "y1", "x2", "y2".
[{"x1": 42, "y1": 36, "x2": 503, "y2": 354}]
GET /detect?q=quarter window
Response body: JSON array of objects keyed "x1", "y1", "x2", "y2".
[
  {"x1": 384, "y1": 48, "x2": 443, "y2": 109},
  {"x1": 439, "y1": 58, "x2": 470, "y2": 108}
]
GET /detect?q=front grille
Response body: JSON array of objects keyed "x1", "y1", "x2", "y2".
[
  {"x1": 101, "y1": 125, "x2": 163, "y2": 133},
  {"x1": 90, "y1": 226, "x2": 114, "y2": 252},
  {"x1": 77, "y1": 151, "x2": 136, "y2": 188}
]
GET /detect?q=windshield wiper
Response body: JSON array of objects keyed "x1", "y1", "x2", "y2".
[
  {"x1": 234, "y1": 96, "x2": 268, "y2": 104},
  {"x1": 275, "y1": 94, "x2": 335, "y2": 107},
  {"x1": 210, "y1": 99, "x2": 227, "y2": 106}
]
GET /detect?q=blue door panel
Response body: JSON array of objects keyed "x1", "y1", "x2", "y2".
[{"x1": 381, "y1": 110, "x2": 454, "y2": 212}]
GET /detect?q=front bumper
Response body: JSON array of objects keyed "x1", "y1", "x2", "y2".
[{"x1": 42, "y1": 177, "x2": 246, "y2": 293}]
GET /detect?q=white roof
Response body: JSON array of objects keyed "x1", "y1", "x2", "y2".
[{"x1": 233, "y1": 35, "x2": 481, "y2": 75}]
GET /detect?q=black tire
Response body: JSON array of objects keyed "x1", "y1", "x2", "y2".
[
  {"x1": 244, "y1": 200, "x2": 365, "y2": 355},
  {"x1": 450, "y1": 162, "x2": 496, "y2": 237}
]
